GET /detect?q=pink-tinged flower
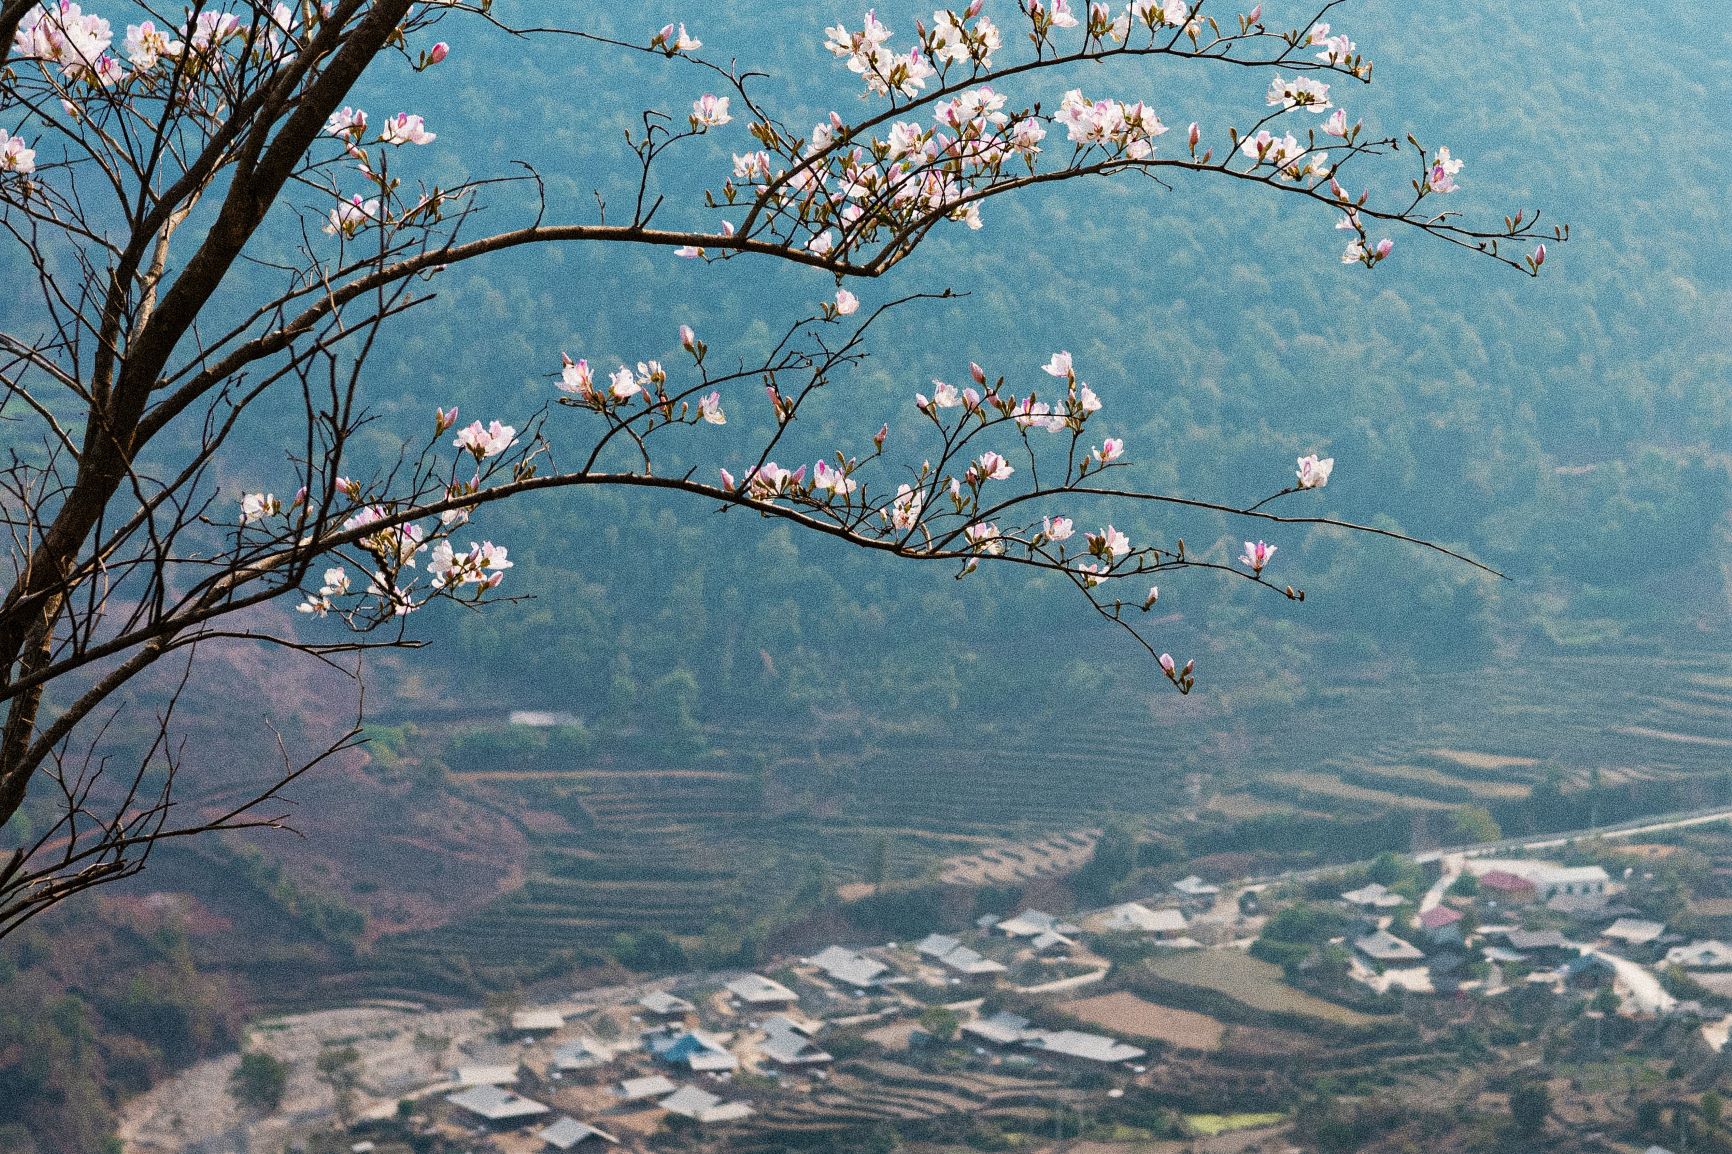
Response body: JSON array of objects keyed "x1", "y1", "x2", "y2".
[
  {"x1": 1014, "y1": 397, "x2": 1061, "y2": 432},
  {"x1": 90, "y1": 52, "x2": 124, "y2": 85},
  {"x1": 1043, "y1": 515, "x2": 1075, "y2": 542},
  {"x1": 1323, "y1": 109, "x2": 1350, "y2": 138},
  {"x1": 969, "y1": 362, "x2": 988, "y2": 386},
  {"x1": 324, "y1": 106, "x2": 367, "y2": 139},
  {"x1": 931, "y1": 380, "x2": 962, "y2": 408},
  {"x1": 970, "y1": 451, "x2": 1014, "y2": 482},
  {"x1": 1042, "y1": 350, "x2": 1073, "y2": 379},
  {"x1": 335, "y1": 476, "x2": 362, "y2": 499},
  {"x1": 691, "y1": 94, "x2": 732, "y2": 128},
  {"x1": 1240, "y1": 539, "x2": 1276, "y2": 573},
  {"x1": 1246, "y1": 4, "x2": 1262, "y2": 23},
  {"x1": 1089, "y1": 524, "x2": 1131, "y2": 560},
  {"x1": 452, "y1": 419, "x2": 517, "y2": 460},
  {"x1": 1374, "y1": 238, "x2": 1394, "y2": 259},
  {"x1": 1187, "y1": 121, "x2": 1200, "y2": 152},
  {"x1": 873, "y1": 423, "x2": 888, "y2": 449},
  {"x1": 1075, "y1": 560, "x2": 1107, "y2": 587},
  {"x1": 1077, "y1": 384, "x2": 1101, "y2": 414},
  {"x1": 834, "y1": 288, "x2": 860, "y2": 316},
  {"x1": 428, "y1": 41, "x2": 448, "y2": 64},
  {"x1": 434, "y1": 406, "x2": 459, "y2": 433},
  {"x1": 123, "y1": 20, "x2": 181, "y2": 69},
  {"x1": 1341, "y1": 239, "x2": 1367, "y2": 265},
  {"x1": 887, "y1": 483, "x2": 923, "y2": 531},
  {"x1": 674, "y1": 245, "x2": 704, "y2": 259},
  {"x1": 697, "y1": 391, "x2": 726, "y2": 425},
  {"x1": 719, "y1": 467, "x2": 736, "y2": 489},
  {"x1": 679, "y1": 323, "x2": 698, "y2": 350},
  {"x1": 1142, "y1": 586, "x2": 1160, "y2": 609},
  {"x1": 608, "y1": 365, "x2": 641, "y2": 401},
  {"x1": 964, "y1": 522, "x2": 1005, "y2": 554},
  {"x1": 808, "y1": 230, "x2": 836, "y2": 257},
  {"x1": 239, "y1": 492, "x2": 281, "y2": 524},
  {"x1": 962, "y1": 386, "x2": 982, "y2": 410},
  {"x1": 1533, "y1": 243, "x2": 1546, "y2": 268},
  {"x1": 0, "y1": 130, "x2": 35, "y2": 175},
  {"x1": 1296, "y1": 454, "x2": 1334, "y2": 489},
  {"x1": 323, "y1": 194, "x2": 380, "y2": 237},
  {"x1": 15, "y1": 3, "x2": 112, "y2": 71},
  {"x1": 1267, "y1": 74, "x2": 1331, "y2": 111},
  {"x1": 186, "y1": 10, "x2": 241, "y2": 52},
  {"x1": 558, "y1": 356, "x2": 594, "y2": 396},
  {"x1": 732, "y1": 150, "x2": 771, "y2": 182},
  {"x1": 1158, "y1": 652, "x2": 1176, "y2": 675},
  {"x1": 813, "y1": 458, "x2": 858, "y2": 497},
  {"x1": 1045, "y1": 0, "x2": 1081, "y2": 29},
  {"x1": 1426, "y1": 146, "x2": 1463, "y2": 194},
  {"x1": 1093, "y1": 437, "x2": 1125, "y2": 464},
  {"x1": 380, "y1": 112, "x2": 435, "y2": 146}
]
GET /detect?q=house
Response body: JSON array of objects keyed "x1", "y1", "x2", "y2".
[
  {"x1": 454, "y1": 1064, "x2": 520, "y2": 1087},
  {"x1": 446, "y1": 1084, "x2": 551, "y2": 1126},
  {"x1": 537, "y1": 1117, "x2": 619, "y2": 1149},
  {"x1": 637, "y1": 990, "x2": 695, "y2": 1017},
  {"x1": 914, "y1": 933, "x2": 961, "y2": 958},
  {"x1": 936, "y1": 945, "x2": 1009, "y2": 978},
  {"x1": 1478, "y1": 870, "x2": 1537, "y2": 901},
  {"x1": 1504, "y1": 930, "x2": 1578, "y2": 964},
  {"x1": 725, "y1": 973, "x2": 799, "y2": 1005},
  {"x1": 1354, "y1": 929, "x2": 1425, "y2": 963},
  {"x1": 1482, "y1": 945, "x2": 1529, "y2": 965},
  {"x1": 1531, "y1": 865, "x2": 1611, "y2": 900},
  {"x1": 552, "y1": 1037, "x2": 617, "y2": 1072},
  {"x1": 659, "y1": 1086, "x2": 754, "y2": 1123},
  {"x1": 808, "y1": 945, "x2": 889, "y2": 988},
  {"x1": 617, "y1": 1074, "x2": 678, "y2": 1102},
  {"x1": 1341, "y1": 882, "x2": 1406, "y2": 909},
  {"x1": 759, "y1": 1015, "x2": 833, "y2": 1066},
  {"x1": 1547, "y1": 892, "x2": 1615, "y2": 919},
  {"x1": 1417, "y1": 905, "x2": 1465, "y2": 945},
  {"x1": 649, "y1": 1029, "x2": 738, "y2": 1072},
  {"x1": 511, "y1": 1008, "x2": 565, "y2": 1033},
  {"x1": 1029, "y1": 929, "x2": 1075, "y2": 953},
  {"x1": 1173, "y1": 875, "x2": 1221, "y2": 899},
  {"x1": 1023, "y1": 1029, "x2": 1146, "y2": 1064},
  {"x1": 1666, "y1": 941, "x2": 1732, "y2": 969},
  {"x1": 1102, "y1": 902, "x2": 1187, "y2": 936},
  {"x1": 1602, "y1": 918, "x2": 1666, "y2": 947},
  {"x1": 962, "y1": 1011, "x2": 1034, "y2": 1046},
  {"x1": 997, "y1": 910, "x2": 1081, "y2": 938}
]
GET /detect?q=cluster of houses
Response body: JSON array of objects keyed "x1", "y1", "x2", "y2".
[
  {"x1": 1335, "y1": 856, "x2": 1732, "y2": 1024},
  {"x1": 422, "y1": 890, "x2": 1228, "y2": 1149}
]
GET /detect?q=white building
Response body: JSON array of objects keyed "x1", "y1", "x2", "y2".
[{"x1": 725, "y1": 973, "x2": 800, "y2": 1005}]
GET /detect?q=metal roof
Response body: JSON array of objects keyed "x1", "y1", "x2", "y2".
[
  {"x1": 537, "y1": 1117, "x2": 619, "y2": 1148},
  {"x1": 446, "y1": 1084, "x2": 551, "y2": 1122}
]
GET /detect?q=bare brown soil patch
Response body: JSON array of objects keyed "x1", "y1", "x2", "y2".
[{"x1": 1058, "y1": 990, "x2": 1226, "y2": 1051}]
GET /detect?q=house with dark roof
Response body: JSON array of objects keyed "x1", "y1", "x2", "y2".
[
  {"x1": 1417, "y1": 905, "x2": 1465, "y2": 945},
  {"x1": 1478, "y1": 870, "x2": 1537, "y2": 900}
]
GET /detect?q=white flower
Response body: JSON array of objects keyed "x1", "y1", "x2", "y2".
[
  {"x1": 691, "y1": 94, "x2": 732, "y2": 128},
  {"x1": 325, "y1": 106, "x2": 367, "y2": 139},
  {"x1": 452, "y1": 419, "x2": 517, "y2": 460},
  {"x1": 834, "y1": 288, "x2": 860, "y2": 316},
  {"x1": 1043, "y1": 515, "x2": 1075, "y2": 542},
  {"x1": 1266, "y1": 74, "x2": 1332, "y2": 111},
  {"x1": 239, "y1": 492, "x2": 281, "y2": 523},
  {"x1": 380, "y1": 112, "x2": 435, "y2": 146},
  {"x1": 0, "y1": 131, "x2": 35, "y2": 175},
  {"x1": 1296, "y1": 454, "x2": 1335, "y2": 489},
  {"x1": 323, "y1": 194, "x2": 380, "y2": 237},
  {"x1": 608, "y1": 365, "x2": 641, "y2": 401},
  {"x1": 123, "y1": 21, "x2": 181, "y2": 70},
  {"x1": 1042, "y1": 351, "x2": 1074, "y2": 379},
  {"x1": 888, "y1": 483, "x2": 923, "y2": 531},
  {"x1": 697, "y1": 391, "x2": 727, "y2": 425}
]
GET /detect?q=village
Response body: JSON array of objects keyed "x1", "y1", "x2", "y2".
[{"x1": 118, "y1": 825, "x2": 1732, "y2": 1154}]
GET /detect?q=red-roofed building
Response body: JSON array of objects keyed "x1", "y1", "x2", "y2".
[
  {"x1": 1418, "y1": 905, "x2": 1465, "y2": 944},
  {"x1": 1478, "y1": 870, "x2": 1536, "y2": 900}
]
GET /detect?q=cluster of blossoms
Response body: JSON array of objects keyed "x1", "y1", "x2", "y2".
[
  {"x1": 12, "y1": 2, "x2": 307, "y2": 88},
  {"x1": 428, "y1": 540, "x2": 513, "y2": 591},
  {"x1": 1306, "y1": 23, "x2": 1362, "y2": 75},
  {"x1": 823, "y1": 10, "x2": 936, "y2": 98},
  {"x1": 317, "y1": 102, "x2": 442, "y2": 236},
  {"x1": 1056, "y1": 89, "x2": 1168, "y2": 158},
  {"x1": 296, "y1": 567, "x2": 352, "y2": 617}
]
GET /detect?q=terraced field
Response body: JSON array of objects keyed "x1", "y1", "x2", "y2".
[{"x1": 346, "y1": 649, "x2": 1728, "y2": 996}]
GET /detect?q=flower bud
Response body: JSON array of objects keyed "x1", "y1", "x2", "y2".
[
  {"x1": 428, "y1": 41, "x2": 448, "y2": 64},
  {"x1": 969, "y1": 361, "x2": 987, "y2": 386}
]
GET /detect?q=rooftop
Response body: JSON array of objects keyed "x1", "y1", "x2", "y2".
[
  {"x1": 454, "y1": 1064, "x2": 519, "y2": 1086},
  {"x1": 1174, "y1": 875, "x2": 1221, "y2": 896},
  {"x1": 638, "y1": 990, "x2": 695, "y2": 1016},
  {"x1": 809, "y1": 945, "x2": 889, "y2": 987},
  {"x1": 1354, "y1": 929, "x2": 1425, "y2": 962},
  {"x1": 1602, "y1": 917, "x2": 1666, "y2": 945},
  {"x1": 617, "y1": 1074, "x2": 678, "y2": 1101},
  {"x1": 446, "y1": 1084, "x2": 551, "y2": 1122},
  {"x1": 1418, "y1": 906, "x2": 1464, "y2": 929},
  {"x1": 1342, "y1": 882, "x2": 1406, "y2": 908},
  {"x1": 511, "y1": 1009, "x2": 565, "y2": 1032},
  {"x1": 660, "y1": 1086, "x2": 754, "y2": 1123},
  {"x1": 1024, "y1": 1029, "x2": 1147, "y2": 1063},
  {"x1": 914, "y1": 932, "x2": 961, "y2": 958},
  {"x1": 725, "y1": 973, "x2": 799, "y2": 1004},
  {"x1": 537, "y1": 1117, "x2": 619, "y2": 1149},
  {"x1": 1103, "y1": 902, "x2": 1187, "y2": 934}
]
